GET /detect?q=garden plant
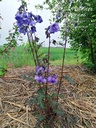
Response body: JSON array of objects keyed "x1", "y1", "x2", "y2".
[
  {"x1": 0, "y1": 0, "x2": 96, "y2": 128},
  {"x1": 13, "y1": 0, "x2": 67, "y2": 127}
]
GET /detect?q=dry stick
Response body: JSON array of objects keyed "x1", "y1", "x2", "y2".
[
  {"x1": 3, "y1": 77, "x2": 30, "y2": 83},
  {"x1": 7, "y1": 113, "x2": 33, "y2": 128},
  {"x1": 57, "y1": 30, "x2": 67, "y2": 101},
  {"x1": 26, "y1": 105, "x2": 29, "y2": 125},
  {"x1": 4, "y1": 101, "x2": 31, "y2": 111}
]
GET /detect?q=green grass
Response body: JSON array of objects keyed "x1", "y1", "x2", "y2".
[
  {"x1": 0, "y1": 46, "x2": 83, "y2": 68},
  {"x1": 41, "y1": 47, "x2": 82, "y2": 65}
]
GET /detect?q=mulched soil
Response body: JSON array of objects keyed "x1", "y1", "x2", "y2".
[{"x1": 0, "y1": 65, "x2": 96, "y2": 128}]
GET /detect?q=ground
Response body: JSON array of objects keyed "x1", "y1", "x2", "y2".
[{"x1": 0, "y1": 65, "x2": 96, "y2": 128}]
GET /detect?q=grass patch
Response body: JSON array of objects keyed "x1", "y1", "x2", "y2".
[
  {"x1": 0, "y1": 46, "x2": 82, "y2": 67},
  {"x1": 41, "y1": 47, "x2": 82, "y2": 65}
]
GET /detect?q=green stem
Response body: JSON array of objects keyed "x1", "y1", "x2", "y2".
[
  {"x1": 27, "y1": 31, "x2": 37, "y2": 66},
  {"x1": 32, "y1": 33, "x2": 39, "y2": 65}
]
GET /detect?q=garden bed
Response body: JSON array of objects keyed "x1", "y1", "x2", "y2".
[{"x1": 0, "y1": 65, "x2": 96, "y2": 128}]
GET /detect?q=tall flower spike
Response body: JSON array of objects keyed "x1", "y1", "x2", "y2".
[{"x1": 15, "y1": 5, "x2": 43, "y2": 35}]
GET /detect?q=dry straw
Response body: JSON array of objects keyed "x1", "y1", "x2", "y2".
[{"x1": 0, "y1": 65, "x2": 96, "y2": 128}]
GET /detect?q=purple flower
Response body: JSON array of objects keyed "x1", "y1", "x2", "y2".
[
  {"x1": 18, "y1": 5, "x2": 24, "y2": 11},
  {"x1": 34, "y1": 15, "x2": 43, "y2": 23},
  {"x1": 56, "y1": 14, "x2": 59, "y2": 19},
  {"x1": 36, "y1": 66, "x2": 45, "y2": 74},
  {"x1": 34, "y1": 75, "x2": 46, "y2": 83},
  {"x1": 23, "y1": 18, "x2": 30, "y2": 25},
  {"x1": 56, "y1": 12, "x2": 60, "y2": 20},
  {"x1": 35, "y1": 36, "x2": 39, "y2": 42},
  {"x1": 30, "y1": 26, "x2": 36, "y2": 33},
  {"x1": 48, "y1": 22, "x2": 60, "y2": 34},
  {"x1": 48, "y1": 74, "x2": 57, "y2": 84},
  {"x1": 15, "y1": 13, "x2": 23, "y2": 22},
  {"x1": 45, "y1": 67, "x2": 49, "y2": 72},
  {"x1": 23, "y1": 12, "x2": 27, "y2": 18},
  {"x1": 19, "y1": 26, "x2": 27, "y2": 35},
  {"x1": 52, "y1": 74, "x2": 57, "y2": 79},
  {"x1": 29, "y1": 20, "x2": 36, "y2": 26},
  {"x1": 35, "y1": 66, "x2": 57, "y2": 84},
  {"x1": 17, "y1": 21, "x2": 23, "y2": 27},
  {"x1": 28, "y1": 12, "x2": 33, "y2": 18}
]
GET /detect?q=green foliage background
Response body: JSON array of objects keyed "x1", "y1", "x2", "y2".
[{"x1": 41, "y1": 0, "x2": 96, "y2": 72}]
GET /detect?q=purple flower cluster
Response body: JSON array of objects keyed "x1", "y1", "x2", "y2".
[
  {"x1": 15, "y1": 5, "x2": 43, "y2": 35},
  {"x1": 34, "y1": 66, "x2": 57, "y2": 84}
]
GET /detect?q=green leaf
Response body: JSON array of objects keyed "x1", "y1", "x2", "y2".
[
  {"x1": 51, "y1": 93, "x2": 57, "y2": 97},
  {"x1": 37, "y1": 115, "x2": 45, "y2": 122},
  {"x1": 0, "y1": 71, "x2": 5, "y2": 76},
  {"x1": 38, "y1": 52, "x2": 45, "y2": 58},
  {"x1": 58, "y1": 94, "x2": 65, "y2": 98},
  {"x1": 39, "y1": 101, "x2": 45, "y2": 109},
  {"x1": 63, "y1": 75, "x2": 76, "y2": 85},
  {"x1": 51, "y1": 101, "x2": 59, "y2": 108},
  {"x1": 0, "y1": 66, "x2": 5, "y2": 70},
  {"x1": 28, "y1": 97, "x2": 37, "y2": 105},
  {"x1": 37, "y1": 88, "x2": 45, "y2": 95},
  {"x1": 0, "y1": 66, "x2": 7, "y2": 76},
  {"x1": 54, "y1": 107, "x2": 63, "y2": 115}
]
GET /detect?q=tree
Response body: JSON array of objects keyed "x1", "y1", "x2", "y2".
[
  {"x1": 69, "y1": 0, "x2": 96, "y2": 72},
  {"x1": 42, "y1": 0, "x2": 96, "y2": 72}
]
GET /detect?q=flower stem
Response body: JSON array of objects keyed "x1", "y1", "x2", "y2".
[
  {"x1": 23, "y1": 4, "x2": 37, "y2": 66},
  {"x1": 27, "y1": 31, "x2": 37, "y2": 66},
  {"x1": 32, "y1": 33, "x2": 39, "y2": 65},
  {"x1": 57, "y1": 30, "x2": 67, "y2": 101},
  {"x1": 45, "y1": 36, "x2": 51, "y2": 99},
  {"x1": 45, "y1": 36, "x2": 51, "y2": 123}
]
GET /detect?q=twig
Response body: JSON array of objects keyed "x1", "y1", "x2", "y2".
[
  {"x1": 4, "y1": 101, "x2": 31, "y2": 111},
  {"x1": 7, "y1": 113, "x2": 33, "y2": 127},
  {"x1": 26, "y1": 105, "x2": 29, "y2": 125}
]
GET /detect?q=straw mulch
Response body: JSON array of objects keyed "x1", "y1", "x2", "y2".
[{"x1": 0, "y1": 65, "x2": 96, "y2": 128}]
